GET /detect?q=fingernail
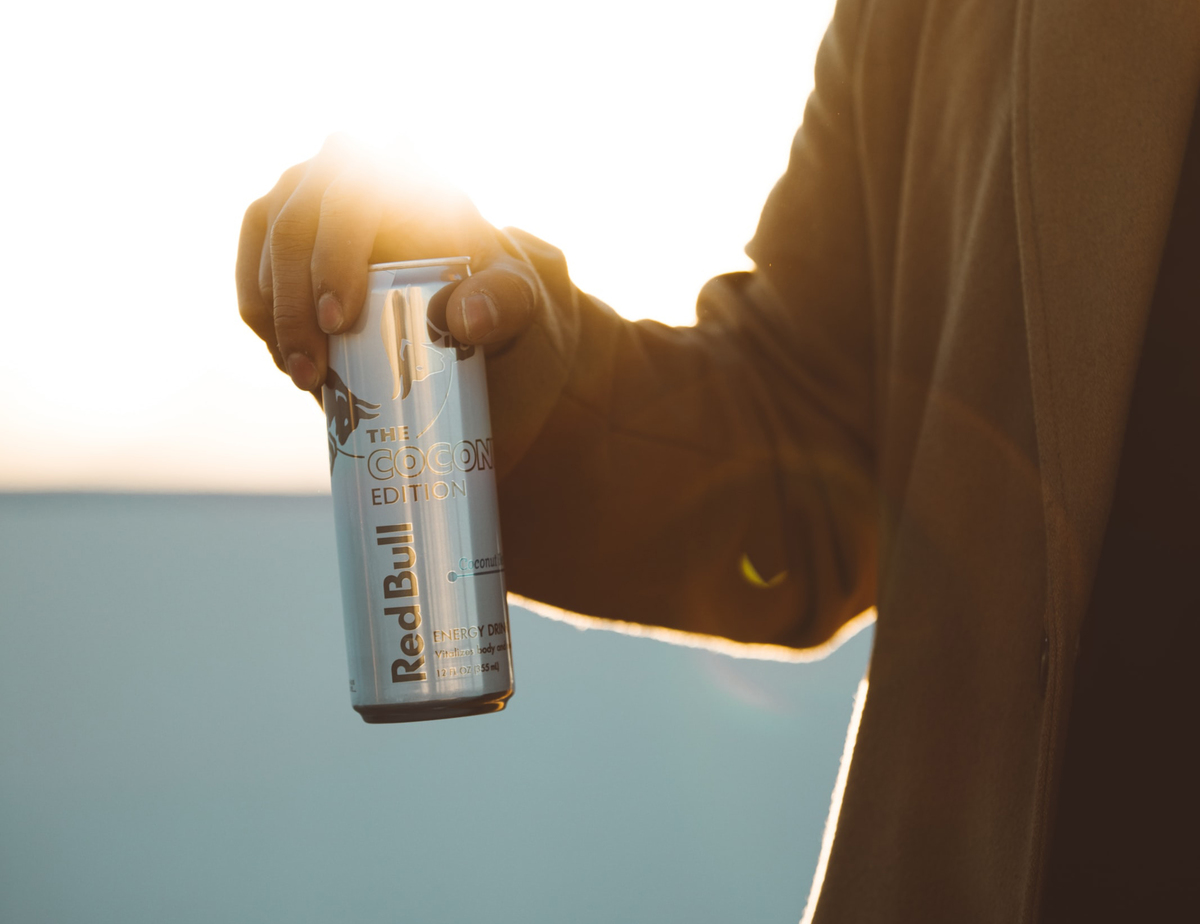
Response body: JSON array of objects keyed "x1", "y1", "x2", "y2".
[
  {"x1": 286, "y1": 353, "x2": 317, "y2": 390},
  {"x1": 317, "y1": 293, "x2": 343, "y2": 332},
  {"x1": 462, "y1": 292, "x2": 498, "y2": 341}
]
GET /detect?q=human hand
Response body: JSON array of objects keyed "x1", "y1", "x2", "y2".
[{"x1": 236, "y1": 135, "x2": 540, "y2": 392}]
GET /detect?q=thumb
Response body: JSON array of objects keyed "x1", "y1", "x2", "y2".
[{"x1": 445, "y1": 257, "x2": 539, "y2": 346}]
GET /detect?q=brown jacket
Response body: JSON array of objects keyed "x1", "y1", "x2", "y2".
[{"x1": 485, "y1": 0, "x2": 1200, "y2": 920}]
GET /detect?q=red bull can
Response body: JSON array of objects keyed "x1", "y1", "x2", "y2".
[{"x1": 323, "y1": 257, "x2": 514, "y2": 723}]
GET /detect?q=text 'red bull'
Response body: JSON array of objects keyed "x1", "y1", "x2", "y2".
[{"x1": 377, "y1": 522, "x2": 427, "y2": 684}]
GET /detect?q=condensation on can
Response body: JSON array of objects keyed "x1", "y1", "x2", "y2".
[{"x1": 322, "y1": 257, "x2": 514, "y2": 723}]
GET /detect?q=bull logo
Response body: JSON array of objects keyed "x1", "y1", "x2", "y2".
[{"x1": 324, "y1": 368, "x2": 379, "y2": 472}]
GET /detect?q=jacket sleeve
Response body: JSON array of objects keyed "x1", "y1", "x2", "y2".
[{"x1": 485, "y1": 0, "x2": 877, "y2": 651}]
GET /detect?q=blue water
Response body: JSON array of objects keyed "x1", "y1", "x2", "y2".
[{"x1": 0, "y1": 493, "x2": 871, "y2": 924}]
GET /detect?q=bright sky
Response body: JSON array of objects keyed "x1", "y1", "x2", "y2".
[{"x1": 0, "y1": 0, "x2": 835, "y2": 493}]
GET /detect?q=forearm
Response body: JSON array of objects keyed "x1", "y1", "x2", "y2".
[{"x1": 486, "y1": 231, "x2": 878, "y2": 649}]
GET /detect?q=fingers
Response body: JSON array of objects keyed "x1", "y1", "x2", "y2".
[
  {"x1": 236, "y1": 196, "x2": 280, "y2": 367},
  {"x1": 262, "y1": 139, "x2": 382, "y2": 390},
  {"x1": 444, "y1": 255, "x2": 540, "y2": 346},
  {"x1": 238, "y1": 162, "x2": 309, "y2": 371},
  {"x1": 257, "y1": 238, "x2": 274, "y2": 348},
  {"x1": 269, "y1": 158, "x2": 342, "y2": 390},
  {"x1": 310, "y1": 166, "x2": 383, "y2": 336}
]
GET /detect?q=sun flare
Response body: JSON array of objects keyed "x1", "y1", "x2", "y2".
[{"x1": 1, "y1": 0, "x2": 835, "y2": 492}]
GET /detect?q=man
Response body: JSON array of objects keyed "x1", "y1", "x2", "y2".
[{"x1": 237, "y1": 0, "x2": 1200, "y2": 920}]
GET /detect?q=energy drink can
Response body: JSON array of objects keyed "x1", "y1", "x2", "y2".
[{"x1": 323, "y1": 257, "x2": 514, "y2": 723}]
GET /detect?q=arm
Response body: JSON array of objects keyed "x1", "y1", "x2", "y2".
[
  {"x1": 489, "y1": 0, "x2": 877, "y2": 650},
  {"x1": 236, "y1": 0, "x2": 875, "y2": 652}
]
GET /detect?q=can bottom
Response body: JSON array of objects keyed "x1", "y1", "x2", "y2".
[{"x1": 354, "y1": 690, "x2": 512, "y2": 725}]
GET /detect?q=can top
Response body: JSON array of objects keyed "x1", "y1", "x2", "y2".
[{"x1": 368, "y1": 256, "x2": 471, "y2": 272}]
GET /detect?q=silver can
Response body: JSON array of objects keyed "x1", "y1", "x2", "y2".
[{"x1": 322, "y1": 257, "x2": 513, "y2": 723}]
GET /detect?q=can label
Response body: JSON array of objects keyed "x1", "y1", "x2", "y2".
[{"x1": 323, "y1": 258, "x2": 513, "y2": 721}]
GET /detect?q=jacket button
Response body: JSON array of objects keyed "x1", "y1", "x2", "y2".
[{"x1": 1039, "y1": 632, "x2": 1049, "y2": 694}]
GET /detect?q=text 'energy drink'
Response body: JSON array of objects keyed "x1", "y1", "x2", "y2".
[{"x1": 323, "y1": 257, "x2": 514, "y2": 723}]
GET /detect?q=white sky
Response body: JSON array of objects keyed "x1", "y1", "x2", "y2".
[{"x1": 0, "y1": 0, "x2": 835, "y2": 493}]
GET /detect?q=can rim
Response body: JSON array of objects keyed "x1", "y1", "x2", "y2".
[{"x1": 368, "y1": 256, "x2": 471, "y2": 272}]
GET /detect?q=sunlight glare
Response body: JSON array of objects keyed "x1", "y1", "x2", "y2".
[{"x1": 0, "y1": 0, "x2": 835, "y2": 492}]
